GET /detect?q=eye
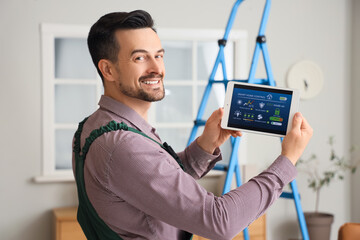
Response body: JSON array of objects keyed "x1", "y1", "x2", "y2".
[
  {"x1": 155, "y1": 54, "x2": 164, "y2": 59},
  {"x1": 135, "y1": 55, "x2": 145, "y2": 61}
]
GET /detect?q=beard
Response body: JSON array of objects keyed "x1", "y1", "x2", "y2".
[{"x1": 119, "y1": 74, "x2": 165, "y2": 102}]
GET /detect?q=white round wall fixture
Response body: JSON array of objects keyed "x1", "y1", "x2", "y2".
[{"x1": 286, "y1": 60, "x2": 324, "y2": 99}]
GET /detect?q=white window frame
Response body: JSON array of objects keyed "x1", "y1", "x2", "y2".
[
  {"x1": 152, "y1": 28, "x2": 248, "y2": 123},
  {"x1": 35, "y1": 23, "x2": 248, "y2": 182},
  {"x1": 36, "y1": 23, "x2": 102, "y2": 182},
  {"x1": 152, "y1": 28, "x2": 249, "y2": 177}
]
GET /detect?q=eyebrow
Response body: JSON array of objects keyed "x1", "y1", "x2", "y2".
[{"x1": 130, "y1": 48, "x2": 165, "y2": 56}]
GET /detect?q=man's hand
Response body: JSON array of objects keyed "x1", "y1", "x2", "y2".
[
  {"x1": 281, "y1": 112, "x2": 313, "y2": 165},
  {"x1": 197, "y1": 108, "x2": 242, "y2": 154}
]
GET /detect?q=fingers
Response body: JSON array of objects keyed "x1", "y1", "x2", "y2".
[
  {"x1": 216, "y1": 108, "x2": 242, "y2": 137},
  {"x1": 300, "y1": 114, "x2": 312, "y2": 132},
  {"x1": 199, "y1": 108, "x2": 242, "y2": 153},
  {"x1": 282, "y1": 112, "x2": 313, "y2": 165},
  {"x1": 207, "y1": 108, "x2": 223, "y2": 125},
  {"x1": 232, "y1": 131, "x2": 242, "y2": 138},
  {"x1": 230, "y1": 131, "x2": 241, "y2": 138},
  {"x1": 293, "y1": 112, "x2": 313, "y2": 136}
]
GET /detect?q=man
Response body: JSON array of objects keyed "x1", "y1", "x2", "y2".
[{"x1": 73, "y1": 10, "x2": 313, "y2": 240}]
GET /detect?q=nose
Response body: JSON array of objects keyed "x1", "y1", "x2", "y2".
[{"x1": 147, "y1": 56, "x2": 164, "y2": 75}]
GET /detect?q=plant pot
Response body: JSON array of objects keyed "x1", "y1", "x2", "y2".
[{"x1": 304, "y1": 212, "x2": 334, "y2": 240}]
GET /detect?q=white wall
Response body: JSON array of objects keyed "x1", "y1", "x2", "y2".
[
  {"x1": 351, "y1": 0, "x2": 360, "y2": 224},
  {"x1": 0, "y1": 0, "x2": 357, "y2": 239}
]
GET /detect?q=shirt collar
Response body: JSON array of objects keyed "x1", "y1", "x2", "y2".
[{"x1": 98, "y1": 95, "x2": 155, "y2": 137}]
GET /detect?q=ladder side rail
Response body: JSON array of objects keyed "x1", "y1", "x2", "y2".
[
  {"x1": 248, "y1": 43, "x2": 262, "y2": 84},
  {"x1": 187, "y1": 124, "x2": 200, "y2": 147},
  {"x1": 258, "y1": 0, "x2": 272, "y2": 36},
  {"x1": 248, "y1": 0, "x2": 272, "y2": 84},
  {"x1": 290, "y1": 180, "x2": 310, "y2": 240},
  {"x1": 187, "y1": 0, "x2": 244, "y2": 147},
  {"x1": 221, "y1": 137, "x2": 251, "y2": 240},
  {"x1": 278, "y1": 137, "x2": 310, "y2": 240},
  {"x1": 187, "y1": 82, "x2": 212, "y2": 146},
  {"x1": 260, "y1": 43, "x2": 275, "y2": 86},
  {"x1": 220, "y1": 48, "x2": 228, "y2": 81},
  {"x1": 222, "y1": 137, "x2": 241, "y2": 194},
  {"x1": 186, "y1": 47, "x2": 225, "y2": 146},
  {"x1": 220, "y1": 3, "x2": 272, "y2": 240},
  {"x1": 257, "y1": 2, "x2": 309, "y2": 238},
  {"x1": 223, "y1": 0, "x2": 245, "y2": 41},
  {"x1": 235, "y1": 163, "x2": 242, "y2": 188}
]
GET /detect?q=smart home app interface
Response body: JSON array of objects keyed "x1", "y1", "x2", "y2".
[{"x1": 228, "y1": 84, "x2": 293, "y2": 135}]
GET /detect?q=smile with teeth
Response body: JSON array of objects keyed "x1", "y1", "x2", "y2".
[{"x1": 141, "y1": 80, "x2": 159, "y2": 85}]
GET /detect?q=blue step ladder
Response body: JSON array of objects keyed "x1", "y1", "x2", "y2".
[{"x1": 186, "y1": 1, "x2": 309, "y2": 240}]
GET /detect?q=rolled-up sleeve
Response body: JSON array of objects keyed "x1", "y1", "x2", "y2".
[{"x1": 177, "y1": 138, "x2": 222, "y2": 179}]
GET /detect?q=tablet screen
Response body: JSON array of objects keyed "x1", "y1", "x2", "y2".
[{"x1": 227, "y1": 83, "x2": 294, "y2": 136}]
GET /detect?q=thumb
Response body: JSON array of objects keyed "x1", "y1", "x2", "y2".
[
  {"x1": 209, "y1": 108, "x2": 223, "y2": 121},
  {"x1": 291, "y1": 112, "x2": 303, "y2": 131},
  {"x1": 217, "y1": 107, "x2": 224, "y2": 118}
]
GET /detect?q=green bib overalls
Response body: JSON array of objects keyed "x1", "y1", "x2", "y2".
[{"x1": 73, "y1": 117, "x2": 193, "y2": 240}]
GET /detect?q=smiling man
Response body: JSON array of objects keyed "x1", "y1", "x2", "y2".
[
  {"x1": 72, "y1": 10, "x2": 313, "y2": 240},
  {"x1": 100, "y1": 27, "x2": 166, "y2": 112}
]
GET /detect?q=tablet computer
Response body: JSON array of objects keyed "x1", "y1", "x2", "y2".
[{"x1": 221, "y1": 82, "x2": 300, "y2": 137}]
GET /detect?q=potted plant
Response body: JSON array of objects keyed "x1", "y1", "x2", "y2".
[{"x1": 297, "y1": 136, "x2": 359, "y2": 240}]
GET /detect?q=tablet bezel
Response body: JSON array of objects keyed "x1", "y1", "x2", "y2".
[{"x1": 221, "y1": 81, "x2": 300, "y2": 137}]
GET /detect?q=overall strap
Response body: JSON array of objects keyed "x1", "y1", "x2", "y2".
[
  {"x1": 74, "y1": 117, "x2": 123, "y2": 240},
  {"x1": 79, "y1": 119, "x2": 185, "y2": 171},
  {"x1": 73, "y1": 117, "x2": 191, "y2": 240}
]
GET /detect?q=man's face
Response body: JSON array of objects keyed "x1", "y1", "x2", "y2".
[{"x1": 111, "y1": 28, "x2": 165, "y2": 102}]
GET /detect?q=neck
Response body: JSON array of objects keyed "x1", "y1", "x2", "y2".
[{"x1": 104, "y1": 91, "x2": 151, "y2": 121}]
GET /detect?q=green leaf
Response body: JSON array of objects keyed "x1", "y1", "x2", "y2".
[
  {"x1": 308, "y1": 181, "x2": 316, "y2": 190},
  {"x1": 320, "y1": 179, "x2": 326, "y2": 187},
  {"x1": 330, "y1": 150, "x2": 336, "y2": 161},
  {"x1": 325, "y1": 177, "x2": 331, "y2": 184},
  {"x1": 324, "y1": 171, "x2": 335, "y2": 178}
]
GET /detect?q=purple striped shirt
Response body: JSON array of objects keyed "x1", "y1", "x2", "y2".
[{"x1": 72, "y1": 95, "x2": 297, "y2": 240}]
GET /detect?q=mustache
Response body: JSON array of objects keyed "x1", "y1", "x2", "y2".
[{"x1": 139, "y1": 74, "x2": 163, "y2": 81}]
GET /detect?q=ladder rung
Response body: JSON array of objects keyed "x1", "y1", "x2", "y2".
[
  {"x1": 208, "y1": 79, "x2": 270, "y2": 85},
  {"x1": 280, "y1": 191, "x2": 301, "y2": 199},
  {"x1": 213, "y1": 164, "x2": 229, "y2": 171},
  {"x1": 194, "y1": 120, "x2": 207, "y2": 126}
]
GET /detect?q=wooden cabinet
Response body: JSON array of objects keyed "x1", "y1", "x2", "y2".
[
  {"x1": 53, "y1": 207, "x2": 86, "y2": 240},
  {"x1": 193, "y1": 214, "x2": 266, "y2": 240},
  {"x1": 53, "y1": 207, "x2": 265, "y2": 240}
]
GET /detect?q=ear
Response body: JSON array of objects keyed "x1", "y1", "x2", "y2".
[{"x1": 98, "y1": 59, "x2": 117, "y2": 82}]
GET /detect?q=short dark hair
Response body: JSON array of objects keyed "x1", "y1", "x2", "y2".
[{"x1": 87, "y1": 10, "x2": 156, "y2": 82}]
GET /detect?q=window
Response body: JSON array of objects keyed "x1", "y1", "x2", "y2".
[
  {"x1": 36, "y1": 24, "x2": 247, "y2": 182},
  {"x1": 151, "y1": 29, "x2": 249, "y2": 166}
]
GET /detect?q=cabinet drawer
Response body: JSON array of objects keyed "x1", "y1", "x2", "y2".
[
  {"x1": 58, "y1": 221, "x2": 86, "y2": 240},
  {"x1": 53, "y1": 207, "x2": 265, "y2": 240},
  {"x1": 193, "y1": 214, "x2": 266, "y2": 240},
  {"x1": 53, "y1": 207, "x2": 86, "y2": 240}
]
